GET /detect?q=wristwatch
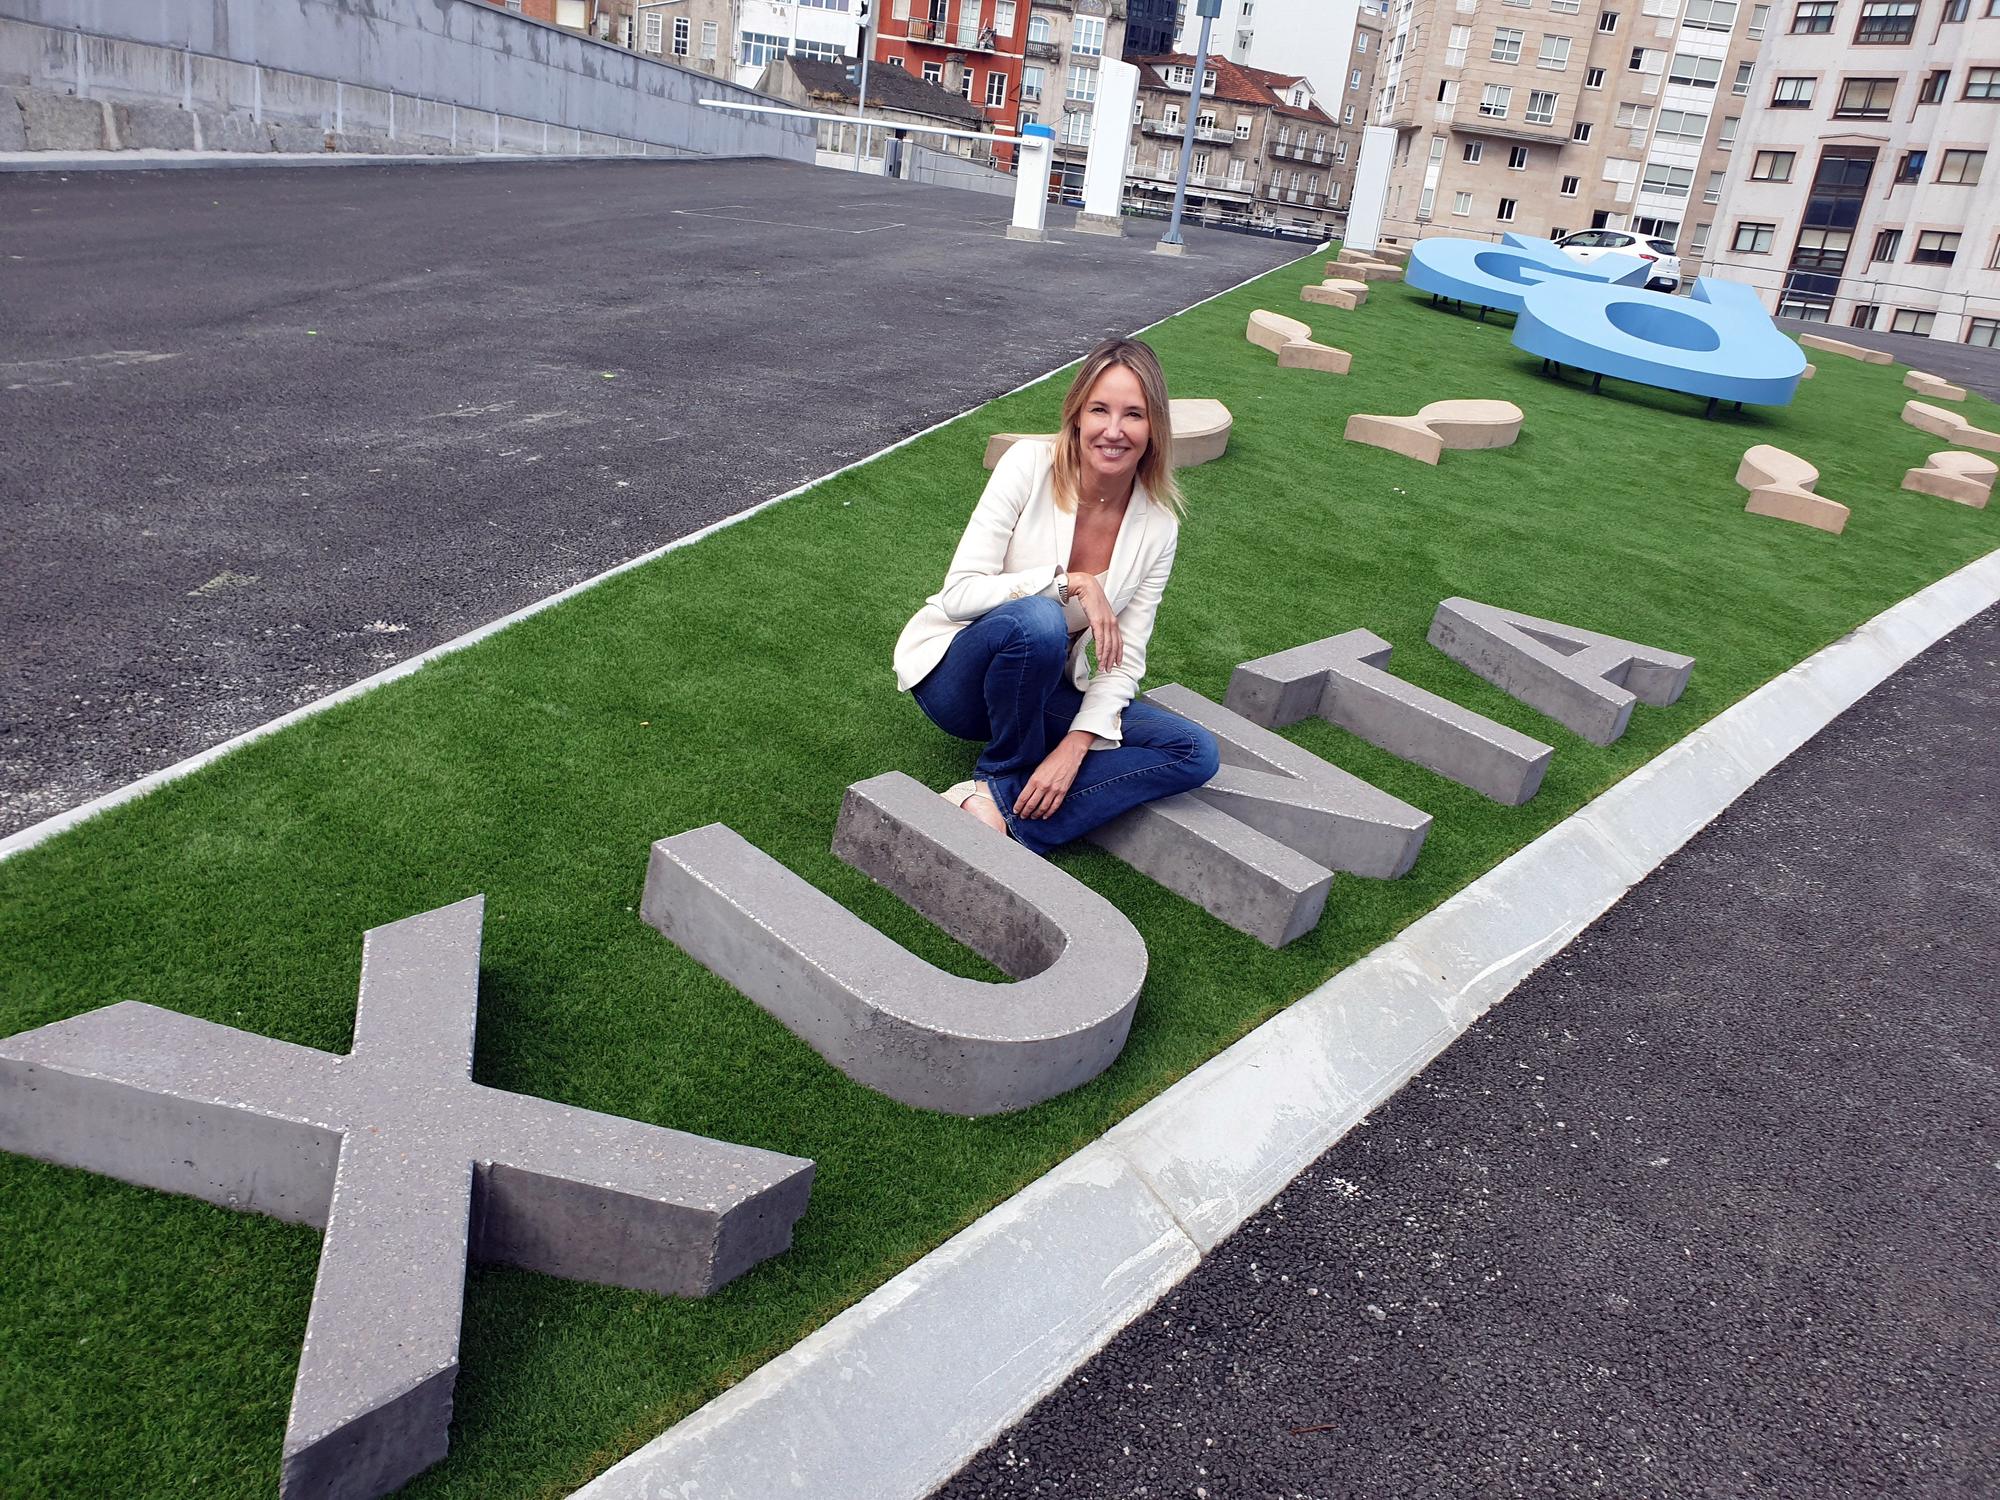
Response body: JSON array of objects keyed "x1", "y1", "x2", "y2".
[{"x1": 1055, "y1": 569, "x2": 1073, "y2": 604}]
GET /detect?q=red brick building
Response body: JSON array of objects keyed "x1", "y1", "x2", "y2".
[{"x1": 872, "y1": 1, "x2": 1026, "y2": 163}]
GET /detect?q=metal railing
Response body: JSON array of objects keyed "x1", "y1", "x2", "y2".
[
  {"x1": 1267, "y1": 138, "x2": 1329, "y2": 164},
  {"x1": 1138, "y1": 117, "x2": 1234, "y2": 143},
  {"x1": 1025, "y1": 38, "x2": 1061, "y2": 59},
  {"x1": 1126, "y1": 160, "x2": 1255, "y2": 195}
]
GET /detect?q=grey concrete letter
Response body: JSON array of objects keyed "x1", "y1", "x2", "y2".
[
  {"x1": 642, "y1": 772, "x2": 1148, "y2": 1117},
  {"x1": 0, "y1": 897, "x2": 814, "y2": 1500},
  {"x1": 1087, "y1": 685, "x2": 1432, "y2": 948},
  {"x1": 1224, "y1": 628, "x2": 1554, "y2": 805},
  {"x1": 1428, "y1": 597, "x2": 1695, "y2": 747}
]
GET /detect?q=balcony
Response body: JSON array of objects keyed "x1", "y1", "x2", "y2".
[
  {"x1": 1267, "y1": 137, "x2": 1329, "y2": 164},
  {"x1": 1139, "y1": 116, "x2": 1235, "y2": 143},
  {"x1": 1025, "y1": 38, "x2": 1061, "y2": 59},
  {"x1": 905, "y1": 18, "x2": 1005, "y2": 52},
  {"x1": 1258, "y1": 183, "x2": 1332, "y2": 209},
  {"x1": 1125, "y1": 160, "x2": 1255, "y2": 198}
]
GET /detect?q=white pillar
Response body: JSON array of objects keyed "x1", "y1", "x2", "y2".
[
  {"x1": 1007, "y1": 124, "x2": 1055, "y2": 242},
  {"x1": 1075, "y1": 58, "x2": 1139, "y2": 236},
  {"x1": 1343, "y1": 124, "x2": 1396, "y2": 253}
]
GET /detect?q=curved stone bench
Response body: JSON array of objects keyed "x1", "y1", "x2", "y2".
[
  {"x1": 982, "y1": 396, "x2": 1235, "y2": 469},
  {"x1": 1245, "y1": 308, "x2": 1351, "y2": 374},
  {"x1": 1736, "y1": 443, "x2": 1847, "y2": 534},
  {"x1": 1905, "y1": 370, "x2": 1968, "y2": 402},
  {"x1": 1902, "y1": 399, "x2": 2000, "y2": 454},
  {"x1": 1801, "y1": 363, "x2": 1816, "y2": 379},
  {"x1": 1301, "y1": 278, "x2": 1369, "y2": 310},
  {"x1": 1343, "y1": 399, "x2": 1523, "y2": 465},
  {"x1": 1328, "y1": 259, "x2": 1401, "y2": 283},
  {"x1": 1798, "y1": 333, "x2": 1892, "y2": 365},
  {"x1": 1902, "y1": 450, "x2": 1996, "y2": 508}
]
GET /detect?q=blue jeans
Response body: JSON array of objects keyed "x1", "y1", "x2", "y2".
[{"x1": 910, "y1": 596, "x2": 1220, "y2": 856}]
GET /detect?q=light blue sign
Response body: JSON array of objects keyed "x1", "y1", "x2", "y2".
[
  {"x1": 1404, "y1": 232, "x2": 1649, "y2": 315},
  {"x1": 1512, "y1": 275, "x2": 1806, "y2": 406}
]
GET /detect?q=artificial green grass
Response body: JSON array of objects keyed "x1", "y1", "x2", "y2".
[{"x1": 1, "y1": 248, "x2": 1994, "y2": 1499}]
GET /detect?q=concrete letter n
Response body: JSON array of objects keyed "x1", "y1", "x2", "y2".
[
  {"x1": 1224, "y1": 628, "x2": 1554, "y2": 806},
  {"x1": 1428, "y1": 597, "x2": 1695, "y2": 746},
  {"x1": 642, "y1": 772, "x2": 1149, "y2": 1117}
]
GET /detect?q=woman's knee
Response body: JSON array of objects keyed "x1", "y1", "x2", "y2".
[
  {"x1": 997, "y1": 595, "x2": 1069, "y2": 665},
  {"x1": 1180, "y1": 722, "x2": 1221, "y2": 787}
]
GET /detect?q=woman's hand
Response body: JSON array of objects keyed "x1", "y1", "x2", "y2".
[
  {"x1": 1071, "y1": 573, "x2": 1122, "y2": 672},
  {"x1": 1015, "y1": 732, "x2": 1093, "y2": 819}
]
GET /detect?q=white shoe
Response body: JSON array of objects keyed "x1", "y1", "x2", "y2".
[{"x1": 940, "y1": 779, "x2": 1012, "y2": 838}]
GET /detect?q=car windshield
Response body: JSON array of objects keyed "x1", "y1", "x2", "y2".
[
  {"x1": 1647, "y1": 239, "x2": 1677, "y2": 255},
  {"x1": 1563, "y1": 232, "x2": 1605, "y2": 247}
]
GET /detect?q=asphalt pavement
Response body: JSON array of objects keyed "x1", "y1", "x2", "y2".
[
  {"x1": 935, "y1": 603, "x2": 2000, "y2": 1500},
  {"x1": 0, "y1": 157, "x2": 1300, "y2": 835},
  {"x1": 1776, "y1": 318, "x2": 2000, "y2": 402}
]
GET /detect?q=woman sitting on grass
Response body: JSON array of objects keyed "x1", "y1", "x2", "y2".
[{"x1": 892, "y1": 336, "x2": 1219, "y2": 855}]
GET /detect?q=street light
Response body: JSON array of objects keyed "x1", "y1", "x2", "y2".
[{"x1": 1158, "y1": 0, "x2": 1221, "y2": 255}]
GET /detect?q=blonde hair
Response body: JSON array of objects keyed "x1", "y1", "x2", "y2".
[{"x1": 1050, "y1": 337, "x2": 1184, "y2": 521}]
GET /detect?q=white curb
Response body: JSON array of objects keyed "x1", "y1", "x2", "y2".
[
  {"x1": 570, "y1": 544, "x2": 2000, "y2": 1500},
  {"x1": 0, "y1": 249, "x2": 1311, "y2": 866}
]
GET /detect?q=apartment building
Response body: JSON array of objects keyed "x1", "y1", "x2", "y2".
[
  {"x1": 874, "y1": 0, "x2": 1029, "y2": 151},
  {"x1": 1125, "y1": 0, "x2": 1180, "y2": 53},
  {"x1": 1021, "y1": 0, "x2": 1128, "y2": 195},
  {"x1": 1175, "y1": 0, "x2": 1368, "y2": 108},
  {"x1": 1329, "y1": 1, "x2": 1389, "y2": 211},
  {"x1": 1369, "y1": 0, "x2": 1772, "y2": 264},
  {"x1": 1125, "y1": 54, "x2": 1343, "y2": 233},
  {"x1": 1705, "y1": 1, "x2": 2000, "y2": 341},
  {"x1": 732, "y1": 0, "x2": 863, "y2": 87},
  {"x1": 597, "y1": 0, "x2": 739, "y2": 76}
]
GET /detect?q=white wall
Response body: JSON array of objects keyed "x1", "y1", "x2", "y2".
[{"x1": 1175, "y1": 0, "x2": 1361, "y2": 110}]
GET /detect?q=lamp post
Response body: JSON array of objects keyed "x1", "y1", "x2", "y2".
[
  {"x1": 852, "y1": 0, "x2": 874, "y2": 171},
  {"x1": 1157, "y1": 0, "x2": 1220, "y2": 256}
]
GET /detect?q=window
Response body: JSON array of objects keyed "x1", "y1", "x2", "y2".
[
  {"x1": 1498, "y1": 196, "x2": 1518, "y2": 220},
  {"x1": 1850, "y1": 303, "x2": 1879, "y2": 328},
  {"x1": 1669, "y1": 53, "x2": 1721, "y2": 87},
  {"x1": 959, "y1": 67, "x2": 973, "y2": 98},
  {"x1": 1572, "y1": 120, "x2": 1593, "y2": 140},
  {"x1": 1939, "y1": 148, "x2": 1985, "y2": 183},
  {"x1": 739, "y1": 29, "x2": 787, "y2": 66},
  {"x1": 1538, "y1": 34, "x2": 1571, "y2": 67},
  {"x1": 1464, "y1": 139, "x2": 1484, "y2": 162},
  {"x1": 1772, "y1": 76, "x2": 1816, "y2": 107},
  {"x1": 1890, "y1": 308, "x2": 1936, "y2": 335},
  {"x1": 986, "y1": 71, "x2": 1007, "y2": 105},
  {"x1": 1834, "y1": 77, "x2": 1896, "y2": 116},
  {"x1": 1966, "y1": 317, "x2": 2000, "y2": 348},
  {"x1": 1585, "y1": 67, "x2": 1606, "y2": 88},
  {"x1": 993, "y1": 0, "x2": 1015, "y2": 33},
  {"x1": 1344, "y1": 104, "x2": 1355, "y2": 123},
  {"x1": 1752, "y1": 149, "x2": 1796, "y2": 180},
  {"x1": 1630, "y1": 46, "x2": 1657, "y2": 70},
  {"x1": 1074, "y1": 15, "x2": 1105, "y2": 54},
  {"x1": 1616, "y1": 102, "x2": 1653, "y2": 127},
  {"x1": 1895, "y1": 149, "x2": 1926, "y2": 182},
  {"x1": 1719, "y1": 115, "x2": 1738, "y2": 146},
  {"x1": 1642, "y1": 163, "x2": 1694, "y2": 196},
  {"x1": 1791, "y1": 0, "x2": 1834, "y2": 27},
  {"x1": 1235, "y1": 116, "x2": 1252, "y2": 137},
  {"x1": 1560, "y1": 173, "x2": 1581, "y2": 194},
  {"x1": 1060, "y1": 108, "x2": 1089, "y2": 143},
  {"x1": 1656, "y1": 107, "x2": 1708, "y2": 140},
  {"x1": 1854, "y1": 0, "x2": 1919, "y2": 40},
  {"x1": 1525, "y1": 89, "x2": 1558, "y2": 123},
  {"x1": 1454, "y1": 190, "x2": 1474, "y2": 214},
  {"x1": 1733, "y1": 220, "x2": 1776, "y2": 252},
  {"x1": 1480, "y1": 84, "x2": 1513, "y2": 115},
  {"x1": 1020, "y1": 64, "x2": 1043, "y2": 98},
  {"x1": 922, "y1": 60, "x2": 942, "y2": 82},
  {"x1": 643, "y1": 11, "x2": 664, "y2": 51},
  {"x1": 1191, "y1": 149, "x2": 1209, "y2": 174},
  {"x1": 1509, "y1": 144, "x2": 1530, "y2": 168},
  {"x1": 1336, "y1": 140, "x2": 1348, "y2": 160},
  {"x1": 1967, "y1": 68, "x2": 2000, "y2": 98},
  {"x1": 1350, "y1": 68, "x2": 1363, "y2": 87},
  {"x1": 1551, "y1": 0, "x2": 1581, "y2": 11},
  {"x1": 1946, "y1": 0, "x2": 1970, "y2": 13},
  {"x1": 1790, "y1": 225, "x2": 1851, "y2": 272},
  {"x1": 1703, "y1": 169, "x2": 1724, "y2": 201},
  {"x1": 1598, "y1": 9, "x2": 1620, "y2": 29},
  {"x1": 1357, "y1": 32, "x2": 1369, "y2": 51},
  {"x1": 1683, "y1": 0, "x2": 1737, "y2": 27},
  {"x1": 1446, "y1": 25, "x2": 1471, "y2": 63},
  {"x1": 1914, "y1": 230, "x2": 1961, "y2": 263},
  {"x1": 1870, "y1": 228, "x2": 1903, "y2": 261},
  {"x1": 1492, "y1": 27, "x2": 1525, "y2": 61},
  {"x1": 1747, "y1": 2, "x2": 1772, "y2": 35},
  {"x1": 671, "y1": 15, "x2": 689, "y2": 54},
  {"x1": 1920, "y1": 70, "x2": 1949, "y2": 103},
  {"x1": 700, "y1": 19, "x2": 718, "y2": 57},
  {"x1": 1733, "y1": 61, "x2": 1754, "y2": 95},
  {"x1": 1066, "y1": 64, "x2": 1096, "y2": 101},
  {"x1": 1691, "y1": 222, "x2": 1711, "y2": 252}
]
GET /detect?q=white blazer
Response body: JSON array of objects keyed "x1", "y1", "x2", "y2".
[{"x1": 893, "y1": 439, "x2": 1180, "y2": 747}]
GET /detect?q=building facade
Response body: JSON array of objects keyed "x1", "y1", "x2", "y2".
[
  {"x1": 1329, "y1": 0, "x2": 1388, "y2": 212},
  {"x1": 731, "y1": 0, "x2": 863, "y2": 87},
  {"x1": 1125, "y1": 54, "x2": 1343, "y2": 233},
  {"x1": 761, "y1": 53, "x2": 995, "y2": 162},
  {"x1": 1704, "y1": 2, "x2": 1999, "y2": 341},
  {"x1": 597, "y1": 0, "x2": 740, "y2": 77},
  {"x1": 1175, "y1": 0, "x2": 1367, "y2": 109},
  {"x1": 1020, "y1": 0, "x2": 1128, "y2": 195},
  {"x1": 1124, "y1": 0, "x2": 1180, "y2": 53},
  {"x1": 874, "y1": 0, "x2": 1029, "y2": 154}
]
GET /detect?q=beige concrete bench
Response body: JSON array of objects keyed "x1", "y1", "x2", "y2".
[
  {"x1": 1334, "y1": 245, "x2": 1406, "y2": 269},
  {"x1": 1904, "y1": 370, "x2": 1968, "y2": 402},
  {"x1": 1343, "y1": 399, "x2": 1524, "y2": 466},
  {"x1": 1902, "y1": 399, "x2": 2000, "y2": 454},
  {"x1": 1300, "y1": 278, "x2": 1370, "y2": 310},
  {"x1": 982, "y1": 396, "x2": 1235, "y2": 470},
  {"x1": 1902, "y1": 450, "x2": 1997, "y2": 508},
  {"x1": 1326, "y1": 257, "x2": 1401, "y2": 283},
  {"x1": 1245, "y1": 309, "x2": 1351, "y2": 374},
  {"x1": 1798, "y1": 333, "x2": 1892, "y2": 365},
  {"x1": 1801, "y1": 363, "x2": 1816, "y2": 379},
  {"x1": 1736, "y1": 444, "x2": 1848, "y2": 534}
]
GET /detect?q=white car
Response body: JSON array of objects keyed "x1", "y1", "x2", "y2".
[{"x1": 1554, "y1": 230, "x2": 1682, "y2": 292}]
